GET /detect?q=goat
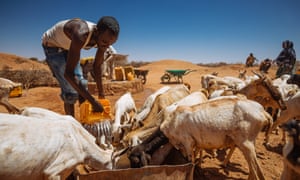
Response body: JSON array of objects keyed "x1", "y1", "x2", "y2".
[
  {"x1": 112, "y1": 92, "x2": 137, "y2": 144},
  {"x1": 128, "y1": 96, "x2": 271, "y2": 180},
  {"x1": 0, "y1": 77, "x2": 21, "y2": 114},
  {"x1": 122, "y1": 85, "x2": 190, "y2": 148},
  {"x1": 0, "y1": 110, "x2": 113, "y2": 180},
  {"x1": 287, "y1": 74, "x2": 300, "y2": 88},
  {"x1": 280, "y1": 119, "x2": 300, "y2": 179},
  {"x1": 160, "y1": 96, "x2": 271, "y2": 180},
  {"x1": 266, "y1": 92, "x2": 300, "y2": 144}
]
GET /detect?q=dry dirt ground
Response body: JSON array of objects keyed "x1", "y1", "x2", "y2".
[{"x1": 0, "y1": 55, "x2": 286, "y2": 179}]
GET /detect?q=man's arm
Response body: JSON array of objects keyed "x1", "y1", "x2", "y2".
[
  {"x1": 64, "y1": 22, "x2": 103, "y2": 112},
  {"x1": 94, "y1": 48, "x2": 106, "y2": 99}
]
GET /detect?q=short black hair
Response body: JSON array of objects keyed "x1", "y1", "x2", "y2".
[{"x1": 97, "y1": 16, "x2": 120, "y2": 36}]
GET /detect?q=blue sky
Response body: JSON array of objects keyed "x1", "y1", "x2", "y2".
[{"x1": 0, "y1": 0, "x2": 299, "y2": 64}]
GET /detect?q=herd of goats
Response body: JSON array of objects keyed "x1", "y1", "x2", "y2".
[{"x1": 0, "y1": 71, "x2": 300, "y2": 180}]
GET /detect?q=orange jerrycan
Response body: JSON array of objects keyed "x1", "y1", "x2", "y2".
[{"x1": 79, "y1": 99, "x2": 112, "y2": 124}]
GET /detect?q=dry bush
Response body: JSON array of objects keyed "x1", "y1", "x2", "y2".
[
  {"x1": 128, "y1": 61, "x2": 150, "y2": 67},
  {"x1": 0, "y1": 70, "x2": 58, "y2": 88}
]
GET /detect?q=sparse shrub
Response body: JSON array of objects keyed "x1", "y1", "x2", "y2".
[
  {"x1": 15, "y1": 58, "x2": 27, "y2": 64},
  {"x1": 1, "y1": 65, "x2": 12, "y2": 71},
  {"x1": 29, "y1": 57, "x2": 39, "y2": 61},
  {"x1": 197, "y1": 62, "x2": 228, "y2": 67},
  {"x1": 128, "y1": 61, "x2": 150, "y2": 67}
]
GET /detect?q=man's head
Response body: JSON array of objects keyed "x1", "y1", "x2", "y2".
[
  {"x1": 96, "y1": 16, "x2": 119, "y2": 51},
  {"x1": 97, "y1": 16, "x2": 120, "y2": 37},
  {"x1": 282, "y1": 40, "x2": 289, "y2": 49}
]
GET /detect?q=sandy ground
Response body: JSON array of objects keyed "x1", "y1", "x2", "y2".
[{"x1": 0, "y1": 57, "x2": 286, "y2": 179}]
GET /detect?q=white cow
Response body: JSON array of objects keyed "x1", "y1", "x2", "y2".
[
  {"x1": 0, "y1": 110, "x2": 113, "y2": 180},
  {"x1": 160, "y1": 96, "x2": 272, "y2": 180}
]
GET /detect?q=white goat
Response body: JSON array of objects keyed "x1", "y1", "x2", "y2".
[
  {"x1": 123, "y1": 85, "x2": 189, "y2": 147},
  {"x1": 112, "y1": 92, "x2": 137, "y2": 144},
  {"x1": 160, "y1": 96, "x2": 272, "y2": 180},
  {"x1": 0, "y1": 77, "x2": 21, "y2": 113},
  {"x1": 131, "y1": 86, "x2": 171, "y2": 129},
  {"x1": 114, "y1": 90, "x2": 208, "y2": 169},
  {"x1": 272, "y1": 74, "x2": 299, "y2": 100},
  {"x1": 0, "y1": 111, "x2": 113, "y2": 180}
]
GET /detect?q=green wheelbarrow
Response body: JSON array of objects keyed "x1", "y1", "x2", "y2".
[{"x1": 160, "y1": 69, "x2": 196, "y2": 83}]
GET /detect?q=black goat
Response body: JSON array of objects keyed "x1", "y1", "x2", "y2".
[
  {"x1": 127, "y1": 128, "x2": 169, "y2": 168},
  {"x1": 287, "y1": 74, "x2": 300, "y2": 87},
  {"x1": 281, "y1": 119, "x2": 300, "y2": 179}
]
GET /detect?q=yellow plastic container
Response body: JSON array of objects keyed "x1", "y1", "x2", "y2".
[
  {"x1": 127, "y1": 72, "x2": 134, "y2": 81},
  {"x1": 79, "y1": 99, "x2": 112, "y2": 124},
  {"x1": 124, "y1": 66, "x2": 135, "y2": 80},
  {"x1": 9, "y1": 84, "x2": 23, "y2": 97},
  {"x1": 114, "y1": 67, "x2": 125, "y2": 81},
  {"x1": 80, "y1": 56, "x2": 94, "y2": 65}
]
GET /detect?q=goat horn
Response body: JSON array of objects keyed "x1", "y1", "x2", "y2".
[
  {"x1": 251, "y1": 70, "x2": 264, "y2": 79},
  {"x1": 120, "y1": 124, "x2": 132, "y2": 128}
]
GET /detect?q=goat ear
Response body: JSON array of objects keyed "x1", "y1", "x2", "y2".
[
  {"x1": 140, "y1": 151, "x2": 151, "y2": 166},
  {"x1": 138, "y1": 121, "x2": 144, "y2": 127}
]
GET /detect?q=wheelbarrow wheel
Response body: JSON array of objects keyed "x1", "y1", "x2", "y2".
[
  {"x1": 161, "y1": 73, "x2": 170, "y2": 83},
  {"x1": 138, "y1": 74, "x2": 146, "y2": 84}
]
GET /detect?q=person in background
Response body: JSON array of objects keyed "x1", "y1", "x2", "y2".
[
  {"x1": 102, "y1": 45, "x2": 117, "y2": 79},
  {"x1": 80, "y1": 45, "x2": 116, "y2": 80},
  {"x1": 42, "y1": 16, "x2": 120, "y2": 116},
  {"x1": 259, "y1": 58, "x2": 272, "y2": 73},
  {"x1": 245, "y1": 53, "x2": 258, "y2": 67},
  {"x1": 274, "y1": 40, "x2": 296, "y2": 78}
]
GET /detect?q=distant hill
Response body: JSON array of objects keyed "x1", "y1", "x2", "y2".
[
  {"x1": 0, "y1": 52, "x2": 49, "y2": 71},
  {"x1": 0, "y1": 52, "x2": 57, "y2": 87}
]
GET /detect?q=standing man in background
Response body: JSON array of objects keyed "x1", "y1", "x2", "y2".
[
  {"x1": 274, "y1": 40, "x2": 296, "y2": 77},
  {"x1": 42, "y1": 16, "x2": 120, "y2": 116},
  {"x1": 245, "y1": 53, "x2": 258, "y2": 67}
]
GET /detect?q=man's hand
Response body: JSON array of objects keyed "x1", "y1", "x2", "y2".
[{"x1": 92, "y1": 100, "x2": 104, "y2": 112}]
